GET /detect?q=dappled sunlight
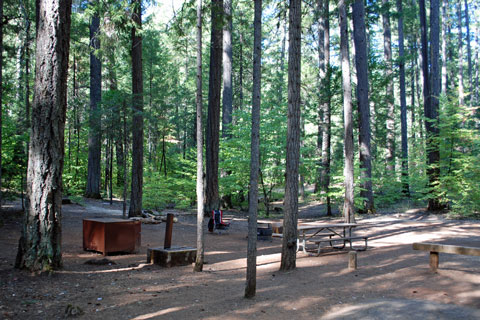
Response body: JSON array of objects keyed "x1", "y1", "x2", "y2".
[
  {"x1": 367, "y1": 222, "x2": 480, "y2": 247},
  {"x1": 4, "y1": 197, "x2": 480, "y2": 319},
  {"x1": 458, "y1": 290, "x2": 480, "y2": 305},
  {"x1": 204, "y1": 252, "x2": 284, "y2": 272},
  {"x1": 57, "y1": 263, "x2": 151, "y2": 274},
  {"x1": 131, "y1": 306, "x2": 185, "y2": 319},
  {"x1": 205, "y1": 250, "x2": 234, "y2": 255}
]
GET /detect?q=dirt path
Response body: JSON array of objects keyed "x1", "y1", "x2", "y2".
[{"x1": 1, "y1": 199, "x2": 479, "y2": 319}]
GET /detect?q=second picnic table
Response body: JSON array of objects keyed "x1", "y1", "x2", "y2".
[{"x1": 297, "y1": 222, "x2": 367, "y2": 254}]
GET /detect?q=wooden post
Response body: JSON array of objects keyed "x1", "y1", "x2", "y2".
[
  {"x1": 348, "y1": 251, "x2": 357, "y2": 270},
  {"x1": 164, "y1": 213, "x2": 174, "y2": 249},
  {"x1": 429, "y1": 251, "x2": 439, "y2": 272}
]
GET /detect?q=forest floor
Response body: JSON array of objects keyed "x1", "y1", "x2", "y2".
[{"x1": 1, "y1": 198, "x2": 480, "y2": 319}]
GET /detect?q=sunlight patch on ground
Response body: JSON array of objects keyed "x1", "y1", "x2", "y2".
[
  {"x1": 57, "y1": 263, "x2": 151, "y2": 274},
  {"x1": 205, "y1": 250, "x2": 233, "y2": 256},
  {"x1": 457, "y1": 290, "x2": 480, "y2": 301},
  {"x1": 205, "y1": 252, "x2": 286, "y2": 273},
  {"x1": 370, "y1": 231, "x2": 456, "y2": 247},
  {"x1": 439, "y1": 268, "x2": 480, "y2": 284},
  {"x1": 131, "y1": 306, "x2": 184, "y2": 320}
]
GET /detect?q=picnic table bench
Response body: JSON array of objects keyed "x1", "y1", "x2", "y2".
[
  {"x1": 307, "y1": 235, "x2": 368, "y2": 255},
  {"x1": 297, "y1": 223, "x2": 368, "y2": 255},
  {"x1": 412, "y1": 242, "x2": 480, "y2": 272}
]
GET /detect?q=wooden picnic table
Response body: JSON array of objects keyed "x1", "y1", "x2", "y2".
[{"x1": 297, "y1": 222, "x2": 367, "y2": 254}]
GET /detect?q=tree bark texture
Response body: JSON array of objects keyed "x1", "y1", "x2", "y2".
[
  {"x1": 352, "y1": 0, "x2": 375, "y2": 213},
  {"x1": 129, "y1": 0, "x2": 144, "y2": 217},
  {"x1": 382, "y1": 0, "x2": 395, "y2": 175},
  {"x1": 15, "y1": 0, "x2": 72, "y2": 272},
  {"x1": 397, "y1": 0, "x2": 410, "y2": 196},
  {"x1": 86, "y1": 8, "x2": 102, "y2": 199},
  {"x1": 457, "y1": 0, "x2": 464, "y2": 105},
  {"x1": 194, "y1": 0, "x2": 205, "y2": 273},
  {"x1": 245, "y1": 0, "x2": 262, "y2": 298},
  {"x1": 320, "y1": 0, "x2": 332, "y2": 216},
  {"x1": 427, "y1": 0, "x2": 442, "y2": 211},
  {"x1": 339, "y1": 0, "x2": 355, "y2": 223},
  {"x1": 222, "y1": 0, "x2": 233, "y2": 138},
  {"x1": 205, "y1": 0, "x2": 223, "y2": 214},
  {"x1": 280, "y1": 0, "x2": 301, "y2": 271}
]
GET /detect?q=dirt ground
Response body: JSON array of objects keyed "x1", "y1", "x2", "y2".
[{"x1": 1, "y1": 198, "x2": 480, "y2": 319}]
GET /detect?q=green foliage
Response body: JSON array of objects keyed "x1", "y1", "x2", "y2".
[
  {"x1": 2, "y1": 0, "x2": 480, "y2": 222},
  {"x1": 435, "y1": 97, "x2": 480, "y2": 215},
  {"x1": 142, "y1": 151, "x2": 197, "y2": 210}
]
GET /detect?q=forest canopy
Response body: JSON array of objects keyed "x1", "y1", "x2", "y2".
[{"x1": 1, "y1": 0, "x2": 480, "y2": 219}]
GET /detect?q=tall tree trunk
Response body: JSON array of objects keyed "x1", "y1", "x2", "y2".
[
  {"x1": 397, "y1": 0, "x2": 410, "y2": 196},
  {"x1": 106, "y1": 47, "x2": 124, "y2": 187},
  {"x1": 245, "y1": 0, "x2": 262, "y2": 298},
  {"x1": 339, "y1": 0, "x2": 355, "y2": 223},
  {"x1": 15, "y1": 0, "x2": 72, "y2": 272},
  {"x1": 353, "y1": 0, "x2": 375, "y2": 213},
  {"x1": 427, "y1": 0, "x2": 442, "y2": 210},
  {"x1": 194, "y1": 0, "x2": 205, "y2": 273},
  {"x1": 441, "y1": 0, "x2": 448, "y2": 94},
  {"x1": 129, "y1": 0, "x2": 144, "y2": 217},
  {"x1": 222, "y1": 0, "x2": 233, "y2": 138},
  {"x1": 220, "y1": 0, "x2": 233, "y2": 207},
  {"x1": 280, "y1": 0, "x2": 301, "y2": 272},
  {"x1": 382, "y1": 0, "x2": 395, "y2": 175},
  {"x1": 205, "y1": 0, "x2": 223, "y2": 214},
  {"x1": 320, "y1": 0, "x2": 332, "y2": 216},
  {"x1": 457, "y1": 0, "x2": 464, "y2": 105},
  {"x1": 419, "y1": 0, "x2": 430, "y2": 142},
  {"x1": 315, "y1": 0, "x2": 325, "y2": 195},
  {"x1": 464, "y1": 0, "x2": 471, "y2": 99},
  {"x1": 86, "y1": 6, "x2": 102, "y2": 199}
]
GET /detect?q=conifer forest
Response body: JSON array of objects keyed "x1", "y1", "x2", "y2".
[{"x1": 1, "y1": 0, "x2": 480, "y2": 273}]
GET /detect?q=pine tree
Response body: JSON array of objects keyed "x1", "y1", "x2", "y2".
[
  {"x1": 205, "y1": 0, "x2": 223, "y2": 214},
  {"x1": 339, "y1": 0, "x2": 355, "y2": 223},
  {"x1": 129, "y1": 0, "x2": 144, "y2": 217},
  {"x1": 281, "y1": 0, "x2": 301, "y2": 271},
  {"x1": 86, "y1": 2, "x2": 102, "y2": 199},
  {"x1": 16, "y1": 0, "x2": 72, "y2": 271},
  {"x1": 245, "y1": 0, "x2": 262, "y2": 298},
  {"x1": 352, "y1": 0, "x2": 375, "y2": 212},
  {"x1": 194, "y1": 0, "x2": 205, "y2": 273}
]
